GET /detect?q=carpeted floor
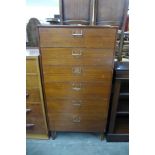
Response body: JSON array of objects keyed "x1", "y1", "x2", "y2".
[{"x1": 26, "y1": 132, "x2": 129, "y2": 155}]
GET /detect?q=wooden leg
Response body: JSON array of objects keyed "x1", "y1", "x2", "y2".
[
  {"x1": 100, "y1": 133, "x2": 105, "y2": 141},
  {"x1": 51, "y1": 131, "x2": 56, "y2": 140}
]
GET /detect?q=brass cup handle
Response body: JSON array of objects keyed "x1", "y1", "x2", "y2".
[
  {"x1": 72, "y1": 67, "x2": 82, "y2": 74},
  {"x1": 72, "y1": 83, "x2": 81, "y2": 91},
  {"x1": 72, "y1": 50, "x2": 82, "y2": 57},
  {"x1": 72, "y1": 100, "x2": 82, "y2": 106},
  {"x1": 72, "y1": 116, "x2": 81, "y2": 123},
  {"x1": 72, "y1": 30, "x2": 83, "y2": 37},
  {"x1": 72, "y1": 87, "x2": 81, "y2": 91},
  {"x1": 72, "y1": 103, "x2": 81, "y2": 106}
]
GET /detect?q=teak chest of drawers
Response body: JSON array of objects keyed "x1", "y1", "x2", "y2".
[
  {"x1": 26, "y1": 48, "x2": 48, "y2": 139},
  {"x1": 38, "y1": 25, "x2": 117, "y2": 139}
]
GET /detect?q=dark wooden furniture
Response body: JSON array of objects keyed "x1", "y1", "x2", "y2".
[
  {"x1": 59, "y1": 0, "x2": 129, "y2": 27},
  {"x1": 38, "y1": 25, "x2": 117, "y2": 139},
  {"x1": 59, "y1": 0, "x2": 94, "y2": 25},
  {"x1": 106, "y1": 61, "x2": 129, "y2": 142},
  {"x1": 26, "y1": 48, "x2": 49, "y2": 139},
  {"x1": 94, "y1": 0, "x2": 128, "y2": 28}
]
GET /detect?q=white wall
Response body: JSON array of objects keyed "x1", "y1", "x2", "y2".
[{"x1": 26, "y1": 0, "x2": 59, "y2": 24}]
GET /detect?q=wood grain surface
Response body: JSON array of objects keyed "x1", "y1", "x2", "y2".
[
  {"x1": 39, "y1": 28, "x2": 117, "y2": 48},
  {"x1": 38, "y1": 26, "x2": 117, "y2": 134}
]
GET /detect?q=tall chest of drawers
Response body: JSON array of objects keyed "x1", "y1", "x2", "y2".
[
  {"x1": 38, "y1": 26, "x2": 117, "y2": 138},
  {"x1": 26, "y1": 48, "x2": 48, "y2": 139}
]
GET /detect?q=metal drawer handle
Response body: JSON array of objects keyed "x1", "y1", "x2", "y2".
[
  {"x1": 72, "y1": 100, "x2": 82, "y2": 106},
  {"x1": 72, "y1": 50, "x2": 82, "y2": 57},
  {"x1": 72, "y1": 87, "x2": 81, "y2": 91},
  {"x1": 72, "y1": 67, "x2": 82, "y2": 74},
  {"x1": 73, "y1": 103, "x2": 81, "y2": 106},
  {"x1": 72, "y1": 116, "x2": 81, "y2": 123},
  {"x1": 73, "y1": 103, "x2": 81, "y2": 107},
  {"x1": 26, "y1": 124, "x2": 35, "y2": 128},
  {"x1": 72, "y1": 30, "x2": 83, "y2": 37},
  {"x1": 72, "y1": 83, "x2": 81, "y2": 91},
  {"x1": 26, "y1": 108, "x2": 31, "y2": 113}
]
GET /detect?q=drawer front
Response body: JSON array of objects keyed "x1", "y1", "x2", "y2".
[
  {"x1": 26, "y1": 117, "x2": 47, "y2": 134},
  {"x1": 44, "y1": 82, "x2": 111, "y2": 99},
  {"x1": 43, "y1": 66, "x2": 112, "y2": 82},
  {"x1": 26, "y1": 88, "x2": 41, "y2": 103},
  {"x1": 41, "y1": 48, "x2": 114, "y2": 66},
  {"x1": 43, "y1": 65, "x2": 112, "y2": 75},
  {"x1": 26, "y1": 58, "x2": 38, "y2": 73},
  {"x1": 26, "y1": 75, "x2": 39, "y2": 88},
  {"x1": 26, "y1": 104, "x2": 44, "y2": 117},
  {"x1": 47, "y1": 99, "x2": 108, "y2": 114},
  {"x1": 48, "y1": 113, "x2": 106, "y2": 132},
  {"x1": 39, "y1": 28, "x2": 117, "y2": 48}
]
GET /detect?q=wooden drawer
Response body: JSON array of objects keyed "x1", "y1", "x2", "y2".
[
  {"x1": 48, "y1": 113, "x2": 106, "y2": 132},
  {"x1": 26, "y1": 117, "x2": 47, "y2": 134},
  {"x1": 26, "y1": 52, "x2": 48, "y2": 138},
  {"x1": 26, "y1": 75, "x2": 39, "y2": 88},
  {"x1": 26, "y1": 88, "x2": 41, "y2": 103},
  {"x1": 39, "y1": 27, "x2": 117, "y2": 48},
  {"x1": 43, "y1": 66, "x2": 112, "y2": 82},
  {"x1": 41, "y1": 48, "x2": 114, "y2": 66},
  {"x1": 43, "y1": 65, "x2": 111, "y2": 74},
  {"x1": 26, "y1": 104, "x2": 43, "y2": 117},
  {"x1": 26, "y1": 59, "x2": 38, "y2": 73},
  {"x1": 44, "y1": 82, "x2": 111, "y2": 99},
  {"x1": 47, "y1": 99, "x2": 108, "y2": 114}
]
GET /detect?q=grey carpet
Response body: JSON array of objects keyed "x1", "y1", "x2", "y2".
[{"x1": 26, "y1": 132, "x2": 129, "y2": 155}]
